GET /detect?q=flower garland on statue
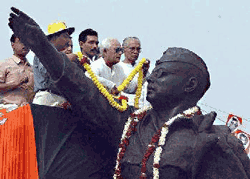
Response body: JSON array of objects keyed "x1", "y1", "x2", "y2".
[
  {"x1": 76, "y1": 52, "x2": 146, "y2": 110},
  {"x1": 113, "y1": 106, "x2": 201, "y2": 179}
]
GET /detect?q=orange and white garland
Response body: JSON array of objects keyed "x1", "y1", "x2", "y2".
[
  {"x1": 76, "y1": 52, "x2": 146, "y2": 110},
  {"x1": 114, "y1": 106, "x2": 201, "y2": 179}
]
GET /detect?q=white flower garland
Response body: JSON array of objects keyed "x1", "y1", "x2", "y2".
[
  {"x1": 114, "y1": 105, "x2": 152, "y2": 179},
  {"x1": 153, "y1": 106, "x2": 199, "y2": 179},
  {"x1": 114, "y1": 106, "x2": 199, "y2": 179}
]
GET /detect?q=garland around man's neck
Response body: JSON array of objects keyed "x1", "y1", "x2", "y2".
[{"x1": 76, "y1": 52, "x2": 146, "y2": 111}]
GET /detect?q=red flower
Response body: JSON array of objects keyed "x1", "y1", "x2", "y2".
[
  {"x1": 153, "y1": 163, "x2": 160, "y2": 168},
  {"x1": 144, "y1": 150, "x2": 154, "y2": 158},
  {"x1": 141, "y1": 166, "x2": 147, "y2": 173},
  {"x1": 151, "y1": 134, "x2": 160, "y2": 143},
  {"x1": 138, "y1": 112, "x2": 146, "y2": 119},
  {"x1": 123, "y1": 138, "x2": 129, "y2": 146},
  {"x1": 126, "y1": 131, "x2": 132, "y2": 137},
  {"x1": 131, "y1": 127, "x2": 137, "y2": 132},
  {"x1": 115, "y1": 169, "x2": 121, "y2": 175},
  {"x1": 61, "y1": 101, "x2": 71, "y2": 110},
  {"x1": 141, "y1": 158, "x2": 147, "y2": 163},
  {"x1": 119, "y1": 153, "x2": 125, "y2": 159},
  {"x1": 131, "y1": 121, "x2": 138, "y2": 127},
  {"x1": 80, "y1": 57, "x2": 90, "y2": 65},
  {"x1": 118, "y1": 143, "x2": 125, "y2": 148},
  {"x1": 148, "y1": 146, "x2": 155, "y2": 152},
  {"x1": 196, "y1": 110, "x2": 202, "y2": 115},
  {"x1": 119, "y1": 96, "x2": 128, "y2": 101},
  {"x1": 130, "y1": 113, "x2": 136, "y2": 117},
  {"x1": 121, "y1": 147, "x2": 126, "y2": 153}
]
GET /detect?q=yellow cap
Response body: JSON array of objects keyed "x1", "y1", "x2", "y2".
[
  {"x1": 47, "y1": 21, "x2": 75, "y2": 37},
  {"x1": 48, "y1": 22, "x2": 67, "y2": 35}
]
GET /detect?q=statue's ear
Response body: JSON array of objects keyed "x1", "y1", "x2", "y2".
[{"x1": 184, "y1": 77, "x2": 198, "y2": 93}]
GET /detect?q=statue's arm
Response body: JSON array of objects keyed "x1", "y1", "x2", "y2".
[{"x1": 8, "y1": 7, "x2": 129, "y2": 127}]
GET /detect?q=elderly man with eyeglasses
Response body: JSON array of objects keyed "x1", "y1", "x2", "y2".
[
  {"x1": 85, "y1": 37, "x2": 137, "y2": 95},
  {"x1": 119, "y1": 37, "x2": 151, "y2": 108}
]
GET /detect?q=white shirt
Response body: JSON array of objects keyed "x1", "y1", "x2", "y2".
[
  {"x1": 85, "y1": 58, "x2": 137, "y2": 93},
  {"x1": 119, "y1": 61, "x2": 151, "y2": 108}
]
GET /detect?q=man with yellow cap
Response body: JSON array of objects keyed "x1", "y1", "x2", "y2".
[{"x1": 32, "y1": 21, "x2": 75, "y2": 107}]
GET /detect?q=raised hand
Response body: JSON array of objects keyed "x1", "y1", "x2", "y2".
[
  {"x1": 191, "y1": 112, "x2": 219, "y2": 177},
  {"x1": 142, "y1": 59, "x2": 150, "y2": 77},
  {"x1": 111, "y1": 85, "x2": 120, "y2": 95},
  {"x1": 8, "y1": 7, "x2": 47, "y2": 50}
]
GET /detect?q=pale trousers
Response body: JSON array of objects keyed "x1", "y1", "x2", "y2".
[{"x1": 32, "y1": 90, "x2": 67, "y2": 107}]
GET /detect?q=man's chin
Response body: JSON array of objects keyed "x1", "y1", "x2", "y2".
[{"x1": 86, "y1": 52, "x2": 96, "y2": 58}]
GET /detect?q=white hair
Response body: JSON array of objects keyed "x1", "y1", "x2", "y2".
[
  {"x1": 122, "y1": 36, "x2": 141, "y2": 47},
  {"x1": 99, "y1": 37, "x2": 118, "y2": 55}
]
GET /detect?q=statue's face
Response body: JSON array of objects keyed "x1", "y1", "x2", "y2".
[{"x1": 146, "y1": 62, "x2": 189, "y2": 104}]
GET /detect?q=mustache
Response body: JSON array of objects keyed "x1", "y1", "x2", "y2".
[{"x1": 90, "y1": 48, "x2": 99, "y2": 53}]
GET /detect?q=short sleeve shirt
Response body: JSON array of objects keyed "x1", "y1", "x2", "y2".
[{"x1": 0, "y1": 55, "x2": 34, "y2": 105}]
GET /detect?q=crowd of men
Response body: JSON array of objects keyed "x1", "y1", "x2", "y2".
[
  {"x1": 1, "y1": 21, "x2": 150, "y2": 111},
  {"x1": 2, "y1": 7, "x2": 250, "y2": 179}
]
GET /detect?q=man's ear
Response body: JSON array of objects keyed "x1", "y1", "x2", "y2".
[
  {"x1": 79, "y1": 41, "x2": 84, "y2": 48},
  {"x1": 184, "y1": 77, "x2": 198, "y2": 93}
]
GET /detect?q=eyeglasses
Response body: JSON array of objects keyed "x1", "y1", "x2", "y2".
[
  {"x1": 115, "y1": 47, "x2": 124, "y2": 53},
  {"x1": 128, "y1": 47, "x2": 141, "y2": 53}
]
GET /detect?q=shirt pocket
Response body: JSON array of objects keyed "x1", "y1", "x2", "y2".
[{"x1": 0, "y1": 68, "x2": 8, "y2": 83}]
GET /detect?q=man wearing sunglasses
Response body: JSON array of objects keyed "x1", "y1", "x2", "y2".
[{"x1": 86, "y1": 37, "x2": 137, "y2": 95}]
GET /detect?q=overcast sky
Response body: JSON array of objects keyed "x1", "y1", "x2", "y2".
[{"x1": 1, "y1": 0, "x2": 250, "y2": 134}]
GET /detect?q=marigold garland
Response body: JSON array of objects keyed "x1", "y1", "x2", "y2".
[
  {"x1": 134, "y1": 69, "x2": 143, "y2": 108},
  {"x1": 113, "y1": 106, "x2": 201, "y2": 179},
  {"x1": 116, "y1": 58, "x2": 146, "y2": 92},
  {"x1": 83, "y1": 61, "x2": 128, "y2": 112},
  {"x1": 76, "y1": 51, "x2": 147, "y2": 110},
  {"x1": 117, "y1": 57, "x2": 146, "y2": 108}
]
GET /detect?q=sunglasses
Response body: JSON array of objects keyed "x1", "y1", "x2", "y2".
[{"x1": 115, "y1": 47, "x2": 124, "y2": 53}]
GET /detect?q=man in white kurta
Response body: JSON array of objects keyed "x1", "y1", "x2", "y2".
[
  {"x1": 119, "y1": 37, "x2": 151, "y2": 108},
  {"x1": 85, "y1": 38, "x2": 137, "y2": 94}
]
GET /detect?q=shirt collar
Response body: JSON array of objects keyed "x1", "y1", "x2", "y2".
[
  {"x1": 12, "y1": 55, "x2": 31, "y2": 66},
  {"x1": 122, "y1": 61, "x2": 137, "y2": 67}
]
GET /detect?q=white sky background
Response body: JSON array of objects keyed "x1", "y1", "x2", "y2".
[{"x1": 1, "y1": 0, "x2": 250, "y2": 133}]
